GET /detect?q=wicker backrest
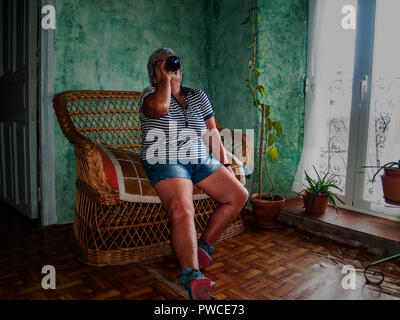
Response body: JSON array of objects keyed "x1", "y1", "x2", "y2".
[{"x1": 53, "y1": 90, "x2": 142, "y2": 151}]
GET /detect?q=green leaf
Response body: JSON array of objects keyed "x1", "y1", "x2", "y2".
[
  {"x1": 320, "y1": 172, "x2": 329, "y2": 185},
  {"x1": 257, "y1": 7, "x2": 261, "y2": 21},
  {"x1": 304, "y1": 171, "x2": 317, "y2": 189},
  {"x1": 333, "y1": 193, "x2": 346, "y2": 204},
  {"x1": 313, "y1": 165, "x2": 321, "y2": 180},
  {"x1": 241, "y1": 16, "x2": 250, "y2": 25},
  {"x1": 266, "y1": 118, "x2": 272, "y2": 131},
  {"x1": 256, "y1": 85, "x2": 265, "y2": 97},
  {"x1": 263, "y1": 107, "x2": 270, "y2": 118},
  {"x1": 246, "y1": 79, "x2": 251, "y2": 88},
  {"x1": 272, "y1": 121, "x2": 283, "y2": 137},
  {"x1": 249, "y1": 60, "x2": 254, "y2": 68},
  {"x1": 310, "y1": 189, "x2": 319, "y2": 207},
  {"x1": 256, "y1": 68, "x2": 261, "y2": 78},
  {"x1": 325, "y1": 184, "x2": 342, "y2": 191},
  {"x1": 267, "y1": 133, "x2": 274, "y2": 146},
  {"x1": 268, "y1": 146, "x2": 278, "y2": 163},
  {"x1": 254, "y1": 98, "x2": 260, "y2": 106}
]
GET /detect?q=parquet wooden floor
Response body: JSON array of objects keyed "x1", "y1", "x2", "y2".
[{"x1": 1, "y1": 203, "x2": 400, "y2": 300}]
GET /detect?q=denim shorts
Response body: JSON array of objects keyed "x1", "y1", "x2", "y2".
[{"x1": 141, "y1": 155, "x2": 223, "y2": 187}]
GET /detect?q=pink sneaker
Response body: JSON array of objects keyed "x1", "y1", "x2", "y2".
[
  {"x1": 198, "y1": 239, "x2": 215, "y2": 269},
  {"x1": 180, "y1": 268, "x2": 216, "y2": 300}
]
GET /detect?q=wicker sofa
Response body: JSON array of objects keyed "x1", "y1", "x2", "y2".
[{"x1": 53, "y1": 90, "x2": 252, "y2": 266}]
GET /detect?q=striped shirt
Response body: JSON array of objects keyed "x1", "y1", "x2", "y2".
[{"x1": 139, "y1": 86, "x2": 215, "y2": 162}]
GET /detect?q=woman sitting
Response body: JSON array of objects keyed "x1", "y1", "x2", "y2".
[{"x1": 140, "y1": 48, "x2": 249, "y2": 300}]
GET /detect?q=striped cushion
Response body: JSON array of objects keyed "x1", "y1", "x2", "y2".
[
  {"x1": 97, "y1": 142, "x2": 211, "y2": 203},
  {"x1": 97, "y1": 142, "x2": 246, "y2": 204}
]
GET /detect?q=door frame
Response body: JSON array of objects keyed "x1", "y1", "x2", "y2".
[{"x1": 38, "y1": 0, "x2": 57, "y2": 225}]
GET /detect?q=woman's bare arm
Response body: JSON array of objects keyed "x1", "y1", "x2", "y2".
[
  {"x1": 204, "y1": 117, "x2": 235, "y2": 175},
  {"x1": 143, "y1": 78, "x2": 171, "y2": 118},
  {"x1": 143, "y1": 59, "x2": 182, "y2": 118}
]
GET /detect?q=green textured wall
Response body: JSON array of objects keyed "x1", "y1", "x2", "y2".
[
  {"x1": 209, "y1": 0, "x2": 308, "y2": 206},
  {"x1": 257, "y1": 0, "x2": 308, "y2": 197},
  {"x1": 208, "y1": 0, "x2": 258, "y2": 205},
  {"x1": 53, "y1": 0, "x2": 308, "y2": 222}
]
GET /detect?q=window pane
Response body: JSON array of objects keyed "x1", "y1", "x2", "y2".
[{"x1": 363, "y1": 0, "x2": 400, "y2": 217}]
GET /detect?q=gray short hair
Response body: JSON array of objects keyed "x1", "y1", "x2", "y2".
[{"x1": 146, "y1": 48, "x2": 182, "y2": 86}]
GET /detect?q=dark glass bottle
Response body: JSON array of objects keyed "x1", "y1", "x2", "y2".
[{"x1": 165, "y1": 56, "x2": 181, "y2": 72}]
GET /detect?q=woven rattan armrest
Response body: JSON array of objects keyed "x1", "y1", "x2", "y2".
[
  {"x1": 53, "y1": 91, "x2": 123, "y2": 202},
  {"x1": 53, "y1": 92, "x2": 97, "y2": 150},
  {"x1": 73, "y1": 143, "x2": 120, "y2": 204}
]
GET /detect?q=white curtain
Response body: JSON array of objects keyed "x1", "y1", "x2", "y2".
[{"x1": 292, "y1": 0, "x2": 357, "y2": 192}]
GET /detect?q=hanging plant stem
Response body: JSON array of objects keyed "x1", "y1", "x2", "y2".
[
  {"x1": 243, "y1": 0, "x2": 281, "y2": 199},
  {"x1": 259, "y1": 104, "x2": 265, "y2": 198},
  {"x1": 246, "y1": 0, "x2": 261, "y2": 113}
]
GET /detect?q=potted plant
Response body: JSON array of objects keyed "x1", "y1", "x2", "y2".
[
  {"x1": 363, "y1": 160, "x2": 400, "y2": 205},
  {"x1": 300, "y1": 166, "x2": 345, "y2": 215},
  {"x1": 242, "y1": 0, "x2": 285, "y2": 228}
]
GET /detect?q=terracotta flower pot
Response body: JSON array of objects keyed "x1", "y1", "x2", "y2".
[
  {"x1": 384, "y1": 168, "x2": 400, "y2": 179},
  {"x1": 251, "y1": 193, "x2": 285, "y2": 228},
  {"x1": 302, "y1": 191, "x2": 329, "y2": 215},
  {"x1": 381, "y1": 173, "x2": 400, "y2": 205}
]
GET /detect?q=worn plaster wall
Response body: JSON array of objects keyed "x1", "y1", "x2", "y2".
[
  {"x1": 209, "y1": 0, "x2": 308, "y2": 206},
  {"x1": 208, "y1": 0, "x2": 258, "y2": 205},
  {"x1": 257, "y1": 0, "x2": 308, "y2": 197}
]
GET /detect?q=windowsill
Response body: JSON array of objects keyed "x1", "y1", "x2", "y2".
[{"x1": 281, "y1": 198, "x2": 400, "y2": 243}]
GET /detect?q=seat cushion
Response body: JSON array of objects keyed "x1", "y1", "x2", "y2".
[
  {"x1": 96, "y1": 142, "x2": 213, "y2": 203},
  {"x1": 96, "y1": 141, "x2": 246, "y2": 204}
]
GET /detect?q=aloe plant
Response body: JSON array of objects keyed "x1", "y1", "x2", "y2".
[
  {"x1": 242, "y1": 0, "x2": 283, "y2": 199},
  {"x1": 301, "y1": 166, "x2": 345, "y2": 214},
  {"x1": 362, "y1": 160, "x2": 400, "y2": 182}
]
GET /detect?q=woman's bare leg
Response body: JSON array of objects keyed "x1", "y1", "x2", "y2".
[
  {"x1": 154, "y1": 178, "x2": 199, "y2": 270},
  {"x1": 195, "y1": 167, "x2": 249, "y2": 246}
]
